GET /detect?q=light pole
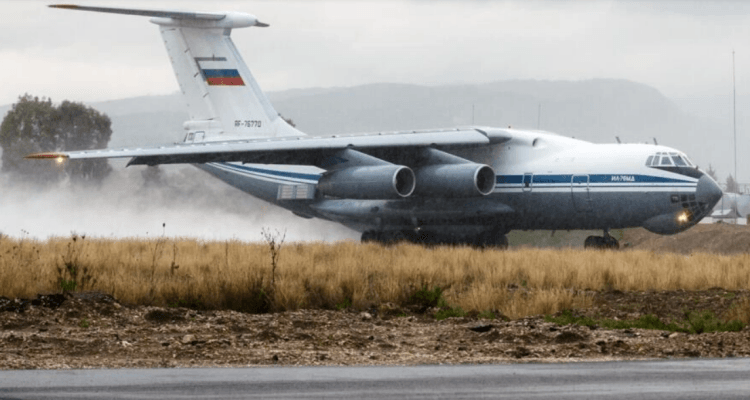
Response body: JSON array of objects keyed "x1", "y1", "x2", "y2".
[{"x1": 733, "y1": 50, "x2": 737, "y2": 198}]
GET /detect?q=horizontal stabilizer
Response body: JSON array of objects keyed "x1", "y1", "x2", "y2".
[{"x1": 48, "y1": 4, "x2": 269, "y2": 26}]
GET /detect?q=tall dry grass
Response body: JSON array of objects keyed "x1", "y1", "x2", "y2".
[{"x1": 2, "y1": 234, "x2": 749, "y2": 318}]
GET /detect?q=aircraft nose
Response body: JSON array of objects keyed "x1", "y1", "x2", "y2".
[{"x1": 696, "y1": 174, "x2": 723, "y2": 209}]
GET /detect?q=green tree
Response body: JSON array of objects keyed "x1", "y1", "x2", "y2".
[{"x1": 0, "y1": 94, "x2": 112, "y2": 183}]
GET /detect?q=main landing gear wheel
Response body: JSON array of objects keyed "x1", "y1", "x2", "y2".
[
  {"x1": 583, "y1": 231, "x2": 619, "y2": 250},
  {"x1": 361, "y1": 229, "x2": 508, "y2": 248},
  {"x1": 361, "y1": 231, "x2": 379, "y2": 243},
  {"x1": 361, "y1": 230, "x2": 411, "y2": 245},
  {"x1": 474, "y1": 230, "x2": 509, "y2": 249}
]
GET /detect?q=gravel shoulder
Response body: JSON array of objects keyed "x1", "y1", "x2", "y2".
[{"x1": 2, "y1": 289, "x2": 749, "y2": 369}]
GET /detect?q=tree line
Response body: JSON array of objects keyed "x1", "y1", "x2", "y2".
[{"x1": 0, "y1": 94, "x2": 112, "y2": 184}]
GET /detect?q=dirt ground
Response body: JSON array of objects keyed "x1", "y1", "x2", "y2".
[
  {"x1": 2, "y1": 288, "x2": 750, "y2": 369},
  {"x1": 2, "y1": 223, "x2": 750, "y2": 369}
]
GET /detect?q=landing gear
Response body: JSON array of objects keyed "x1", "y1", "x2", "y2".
[
  {"x1": 360, "y1": 229, "x2": 508, "y2": 249},
  {"x1": 361, "y1": 231, "x2": 379, "y2": 243},
  {"x1": 474, "y1": 229, "x2": 509, "y2": 249},
  {"x1": 584, "y1": 230, "x2": 620, "y2": 249},
  {"x1": 361, "y1": 230, "x2": 411, "y2": 245}
]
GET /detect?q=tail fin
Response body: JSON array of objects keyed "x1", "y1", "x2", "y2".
[{"x1": 49, "y1": 5, "x2": 304, "y2": 141}]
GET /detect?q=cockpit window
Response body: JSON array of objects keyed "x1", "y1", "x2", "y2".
[
  {"x1": 646, "y1": 152, "x2": 695, "y2": 168},
  {"x1": 645, "y1": 151, "x2": 702, "y2": 179}
]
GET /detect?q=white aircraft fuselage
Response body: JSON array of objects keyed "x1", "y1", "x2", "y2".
[
  {"x1": 28, "y1": 5, "x2": 723, "y2": 248},
  {"x1": 194, "y1": 128, "x2": 721, "y2": 245}
]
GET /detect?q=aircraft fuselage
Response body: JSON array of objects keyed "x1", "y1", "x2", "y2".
[{"x1": 196, "y1": 128, "x2": 722, "y2": 241}]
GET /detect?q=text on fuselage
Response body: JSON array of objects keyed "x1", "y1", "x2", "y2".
[{"x1": 611, "y1": 175, "x2": 635, "y2": 182}]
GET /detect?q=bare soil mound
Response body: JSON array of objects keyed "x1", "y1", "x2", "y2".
[{"x1": 624, "y1": 223, "x2": 750, "y2": 254}]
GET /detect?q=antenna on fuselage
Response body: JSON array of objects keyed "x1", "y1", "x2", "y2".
[
  {"x1": 653, "y1": 138, "x2": 658, "y2": 145},
  {"x1": 616, "y1": 136, "x2": 621, "y2": 144}
]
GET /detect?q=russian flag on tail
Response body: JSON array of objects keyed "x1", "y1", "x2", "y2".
[{"x1": 202, "y1": 69, "x2": 245, "y2": 86}]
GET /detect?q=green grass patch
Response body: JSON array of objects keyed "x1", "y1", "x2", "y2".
[
  {"x1": 478, "y1": 310, "x2": 496, "y2": 320},
  {"x1": 408, "y1": 285, "x2": 448, "y2": 312},
  {"x1": 546, "y1": 310, "x2": 745, "y2": 334},
  {"x1": 336, "y1": 298, "x2": 352, "y2": 311},
  {"x1": 435, "y1": 306, "x2": 466, "y2": 321}
]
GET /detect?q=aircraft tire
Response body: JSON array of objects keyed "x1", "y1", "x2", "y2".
[
  {"x1": 361, "y1": 231, "x2": 377, "y2": 243},
  {"x1": 603, "y1": 235, "x2": 620, "y2": 249},
  {"x1": 496, "y1": 234, "x2": 509, "y2": 249},
  {"x1": 474, "y1": 230, "x2": 509, "y2": 249},
  {"x1": 380, "y1": 230, "x2": 408, "y2": 245},
  {"x1": 411, "y1": 230, "x2": 433, "y2": 244},
  {"x1": 584, "y1": 235, "x2": 619, "y2": 250},
  {"x1": 584, "y1": 236, "x2": 602, "y2": 249}
]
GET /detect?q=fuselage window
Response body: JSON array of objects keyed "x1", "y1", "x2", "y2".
[
  {"x1": 672, "y1": 155, "x2": 687, "y2": 166},
  {"x1": 646, "y1": 156, "x2": 654, "y2": 166},
  {"x1": 661, "y1": 156, "x2": 673, "y2": 166}
]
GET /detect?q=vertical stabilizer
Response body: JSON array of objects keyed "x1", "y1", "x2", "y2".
[
  {"x1": 155, "y1": 21, "x2": 305, "y2": 141},
  {"x1": 48, "y1": 5, "x2": 304, "y2": 141}
]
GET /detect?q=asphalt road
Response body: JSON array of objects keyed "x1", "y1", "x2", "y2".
[{"x1": 2, "y1": 359, "x2": 750, "y2": 399}]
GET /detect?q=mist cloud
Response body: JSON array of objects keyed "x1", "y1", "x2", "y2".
[{"x1": 0, "y1": 166, "x2": 357, "y2": 242}]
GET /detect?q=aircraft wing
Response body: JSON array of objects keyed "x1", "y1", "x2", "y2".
[{"x1": 26, "y1": 128, "x2": 510, "y2": 167}]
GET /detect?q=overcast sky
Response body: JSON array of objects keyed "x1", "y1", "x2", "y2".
[{"x1": 3, "y1": 0, "x2": 750, "y2": 113}]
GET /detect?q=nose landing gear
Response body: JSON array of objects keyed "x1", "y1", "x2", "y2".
[{"x1": 584, "y1": 230, "x2": 620, "y2": 249}]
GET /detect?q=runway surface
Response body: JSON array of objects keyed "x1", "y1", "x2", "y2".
[{"x1": 2, "y1": 359, "x2": 750, "y2": 399}]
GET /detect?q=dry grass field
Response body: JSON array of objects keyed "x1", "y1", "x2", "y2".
[{"x1": 2, "y1": 233, "x2": 750, "y2": 320}]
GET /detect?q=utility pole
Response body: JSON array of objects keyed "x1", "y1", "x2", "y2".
[
  {"x1": 733, "y1": 51, "x2": 738, "y2": 223},
  {"x1": 732, "y1": 50, "x2": 739, "y2": 223}
]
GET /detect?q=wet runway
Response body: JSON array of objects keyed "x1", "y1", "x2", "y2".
[{"x1": 2, "y1": 359, "x2": 750, "y2": 399}]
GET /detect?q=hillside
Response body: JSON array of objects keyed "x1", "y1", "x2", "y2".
[{"x1": 0, "y1": 79, "x2": 721, "y2": 161}]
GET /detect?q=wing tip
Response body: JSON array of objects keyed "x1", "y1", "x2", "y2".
[
  {"x1": 49, "y1": 4, "x2": 79, "y2": 10},
  {"x1": 25, "y1": 153, "x2": 68, "y2": 160}
]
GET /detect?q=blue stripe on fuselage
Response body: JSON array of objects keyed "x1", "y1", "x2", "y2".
[
  {"x1": 212, "y1": 164, "x2": 693, "y2": 188},
  {"x1": 496, "y1": 174, "x2": 694, "y2": 185}
]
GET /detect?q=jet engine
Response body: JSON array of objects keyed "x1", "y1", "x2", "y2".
[
  {"x1": 318, "y1": 165, "x2": 416, "y2": 199},
  {"x1": 413, "y1": 164, "x2": 496, "y2": 197}
]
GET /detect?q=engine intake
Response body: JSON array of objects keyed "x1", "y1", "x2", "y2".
[
  {"x1": 414, "y1": 164, "x2": 496, "y2": 197},
  {"x1": 318, "y1": 165, "x2": 415, "y2": 199}
]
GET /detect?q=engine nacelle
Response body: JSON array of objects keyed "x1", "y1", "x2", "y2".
[
  {"x1": 414, "y1": 164, "x2": 496, "y2": 197},
  {"x1": 318, "y1": 166, "x2": 416, "y2": 199}
]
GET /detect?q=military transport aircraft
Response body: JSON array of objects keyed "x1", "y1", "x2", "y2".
[{"x1": 28, "y1": 5, "x2": 723, "y2": 249}]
